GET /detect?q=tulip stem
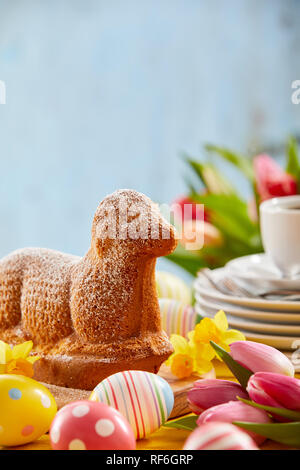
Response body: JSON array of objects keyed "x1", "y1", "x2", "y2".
[
  {"x1": 234, "y1": 421, "x2": 300, "y2": 447},
  {"x1": 237, "y1": 397, "x2": 300, "y2": 422}
]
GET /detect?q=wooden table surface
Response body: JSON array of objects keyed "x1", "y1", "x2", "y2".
[{"x1": 4, "y1": 362, "x2": 297, "y2": 451}]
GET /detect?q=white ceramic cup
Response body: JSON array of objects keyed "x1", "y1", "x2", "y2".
[{"x1": 260, "y1": 195, "x2": 300, "y2": 278}]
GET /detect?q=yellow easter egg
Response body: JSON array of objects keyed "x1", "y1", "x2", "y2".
[{"x1": 0, "y1": 374, "x2": 57, "y2": 447}]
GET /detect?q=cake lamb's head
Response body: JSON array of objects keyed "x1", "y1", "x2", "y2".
[{"x1": 91, "y1": 189, "x2": 177, "y2": 257}]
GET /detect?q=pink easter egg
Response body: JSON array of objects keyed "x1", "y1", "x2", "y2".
[
  {"x1": 183, "y1": 422, "x2": 259, "y2": 450},
  {"x1": 50, "y1": 400, "x2": 136, "y2": 450}
]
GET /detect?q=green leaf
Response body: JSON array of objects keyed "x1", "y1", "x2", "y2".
[
  {"x1": 205, "y1": 144, "x2": 254, "y2": 182},
  {"x1": 237, "y1": 397, "x2": 300, "y2": 422},
  {"x1": 191, "y1": 193, "x2": 254, "y2": 229},
  {"x1": 186, "y1": 158, "x2": 236, "y2": 195},
  {"x1": 234, "y1": 421, "x2": 300, "y2": 447},
  {"x1": 163, "y1": 414, "x2": 198, "y2": 431},
  {"x1": 191, "y1": 193, "x2": 261, "y2": 248},
  {"x1": 286, "y1": 136, "x2": 300, "y2": 191},
  {"x1": 166, "y1": 247, "x2": 208, "y2": 277},
  {"x1": 210, "y1": 341, "x2": 252, "y2": 389}
]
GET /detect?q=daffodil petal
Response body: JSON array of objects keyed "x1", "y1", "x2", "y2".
[
  {"x1": 213, "y1": 310, "x2": 228, "y2": 331},
  {"x1": 0, "y1": 341, "x2": 12, "y2": 364},
  {"x1": 12, "y1": 341, "x2": 33, "y2": 359},
  {"x1": 170, "y1": 334, "x2": 189, "y2": 354},
  {"x1": 193, "y1": 343, "x2": 216, "y2": 362},
  {"x1": 170, "y1": 353, "x2": 194, "y2": 379},
  {"x1": 223, "y1": 329, "x2": 246, "y2": 344},
  {"x1": 187, "y1": 330, "x2": 195, "y2": 342},
  {"x1": 26, "y1": 355, "x2": 40, "y2": 364},
  {"x1": 194, "y1": 358, "x2": 214, "y2": 375}
]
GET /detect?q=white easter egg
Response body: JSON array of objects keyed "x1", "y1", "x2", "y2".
[
  {"x1": 156, "y1": 271, "x2": 192, "y2": 304},
  {"x1": 159, "y1": 298, "x2": 201, "y2": 338}
]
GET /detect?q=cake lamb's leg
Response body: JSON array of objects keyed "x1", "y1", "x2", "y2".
[{"x1": 0, "y1": 255, "x2": 23, "y2": 329}]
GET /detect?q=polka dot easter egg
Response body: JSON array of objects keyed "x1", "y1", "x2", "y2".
[
  {"x1": 159, "y1": 299, "x2": 201, "y2": 338},
  {"x1": 50, "y1": 401, "x2": 136, "y2": 450},
  {"x1": 89, "y1": 370, "x2": 174, "y2": 439},
  {"x1": 0, "y1": 374, "x2": 57, "y2": 447}
]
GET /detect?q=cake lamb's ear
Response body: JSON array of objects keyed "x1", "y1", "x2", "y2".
[{"x1": 91, "y1": 189, "x2": 177, "y2": 257}]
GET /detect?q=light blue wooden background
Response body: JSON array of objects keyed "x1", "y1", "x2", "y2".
[{"x1": 0, "y1": 0, "x2": 300, "y2": 277}]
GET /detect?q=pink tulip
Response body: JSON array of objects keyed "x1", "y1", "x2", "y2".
[
  {"x1": 254, "y1": 154, "x2": 297, "y2": 202},
  {"x1": 183, "y1": 422, "x2": 259, "y2": 450},
  {"x1": 247, "y1": 372, "x2": 300, "y2": 420},
  {"x1": 187, "y1": 379, "x2": 249, "y2": 414},
  {"x1": 230, "y1": 341, "x2": 294, "y2": 377},
  {"x1": 172, "y1": 195, "x2": 207, "y2": 221},
  {"x1": 197, "y1": 400, "x2": 271, "y2": 445}
]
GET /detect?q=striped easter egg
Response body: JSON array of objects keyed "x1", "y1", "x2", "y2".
[
  {"x1": 183, "y1": 422, "x2": 259, "y2": 450},
  {"x1": 156, "y1": 271, "x2": 192, "y2": 305},
  {"x1": 89, "y1": 370, "x2": 174, "y2": 440},
  {"x1": 159, "y1": 298, "x2": 202, "y2": 338}
]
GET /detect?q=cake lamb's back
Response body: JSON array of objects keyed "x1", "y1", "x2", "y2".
[{"x1": 0, "y1": 189, "x2": 177, "y2": 389}]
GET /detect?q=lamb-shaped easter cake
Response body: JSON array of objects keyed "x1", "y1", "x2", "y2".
[{"x1": 0, "y1": 189, "x2": 177, "y2": 389}]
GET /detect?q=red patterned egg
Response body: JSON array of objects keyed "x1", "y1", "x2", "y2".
[
  {"x1": 183, "y1": 422, "x2": 259, "y2": 450},
  {"x1": 50, "y1": 400, "x2": 136, "y2": 450}
]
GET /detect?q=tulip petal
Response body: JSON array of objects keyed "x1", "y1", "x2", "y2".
[
  {"x1": 230, "y1": 341, "x2": 294, "y2": 377},
  {"x1": 188, "y1": 379, "x2": 248, "y2": 414},
  {"x1": 197, "y1": 400, "x2": 271, "y2": 445},
  {"x1": 248, "y1": 372, "x2": 300, "y2": 412}
]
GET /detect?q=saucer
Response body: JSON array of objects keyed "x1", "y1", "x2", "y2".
[{"x1": 226, "y1": 254, "x2": 300, "y2": 290}]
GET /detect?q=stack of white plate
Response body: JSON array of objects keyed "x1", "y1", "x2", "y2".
[{"x1": 194, "y1": 254, "x2": 300, "y2": 365}]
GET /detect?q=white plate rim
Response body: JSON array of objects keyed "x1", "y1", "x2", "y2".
[
  {"x1": 194, "y1": 268, "x2": 300, "y2": 312},
  {"x1": 194, "y1": 300, "x2": 300, "y2": 335},
  {"x1": 236, "y1": 330, "x2": 300, "y2": 351},
  {"x1": 194, "y1": 294, "x2": 300, "y2": 324}
]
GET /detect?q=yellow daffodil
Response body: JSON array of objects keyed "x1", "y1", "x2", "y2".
[
  {"x1": 166, "y1": 335, "x2": 214, "y2": 379},
  {"x1": 190, "y1": 310, "x2": 245, "y2": 359},
  {"x1": 0, "y1": 340, "x2": 40, "y2": 378},
  {"x1": 165, "y1": 310, "x2": 245, "y2": 379}
]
